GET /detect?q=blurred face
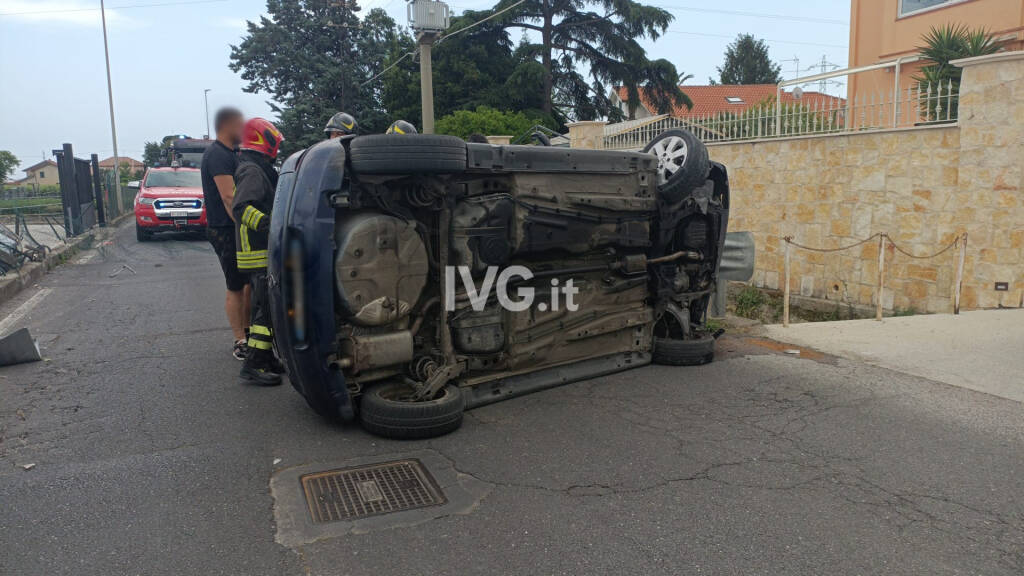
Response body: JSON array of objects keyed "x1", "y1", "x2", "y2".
[
  {"x1": 222, "y1": 115, "x2": 245, "y2": 146},
  {"x1": 327, "y1": 131, "x2": 343, "y2": 140}
]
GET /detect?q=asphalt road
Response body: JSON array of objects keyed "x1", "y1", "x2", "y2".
[{"x1": 1, "y1": 221, "x2": 1023, "y2": 575}]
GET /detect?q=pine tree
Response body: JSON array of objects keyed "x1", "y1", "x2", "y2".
[{"x1": 715, "y1": 34, "x2": 782, "y2": 85}]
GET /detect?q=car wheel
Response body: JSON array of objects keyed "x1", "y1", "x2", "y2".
[
  {"x1": 643, "y1": 129, "x2": 710, "y2": 204},
  {"x1": 136, "y1": 224, "x2": 150, "y2": 242},
  {"x1": 359, "y1": 380, "x2": 465, "y2": 439},
  {"x1": 652, "y1": 333, "x2": 715, "y2": 366},
  {"x1": 348, "y1": 134, "x2": 467, "y2": 175}
]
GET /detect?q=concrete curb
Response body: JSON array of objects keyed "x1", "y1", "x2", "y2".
[{"x1": 0, "y1": 213, "x2": 130, "y2": 308}]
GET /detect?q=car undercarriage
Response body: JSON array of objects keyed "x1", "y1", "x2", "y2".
[{"x1": 269, "y1": 131, "x2": 730, "y2": 438}]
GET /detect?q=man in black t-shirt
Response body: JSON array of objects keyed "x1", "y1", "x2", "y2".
[{"x1": 201, "y1": 107, "x2": 250, "y2": 360}]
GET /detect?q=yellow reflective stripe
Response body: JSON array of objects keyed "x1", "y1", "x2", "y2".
[
  {"x1": 247, "y1": 338, "x2": 273, "y2": 350},
  {"x1": 237, "y1": 259, "x2": 268, "y2": 270},
  {"x1": 236, "y1": 250, "x2": 268, "y2": 261},
  {"x1": 242, "y1": 205, "x2": 265, "y2": 230},
  {"x1": 240, "y1": 225, "x2": 251, "y2": 252},
  {"x1": 250, "y1": 325, "x2": 272, "y2": 336}
]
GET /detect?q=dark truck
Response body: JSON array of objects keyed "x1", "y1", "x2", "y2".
[{"x1": 268, "y1": 130, "x2": 729, "y2": 438}]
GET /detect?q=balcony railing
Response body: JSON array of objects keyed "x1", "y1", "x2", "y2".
[{"x1": 603, "y1": 56, "x2": 960, "y2": 150}]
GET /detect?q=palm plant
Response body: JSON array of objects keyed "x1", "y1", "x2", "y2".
[{"x1": 914, "y1": 24, "x2": 1003, "y2": 121}]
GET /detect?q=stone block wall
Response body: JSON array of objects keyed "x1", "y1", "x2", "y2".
[{"x1": 702, "y1": 52, "x2": 1024, "y2": 313}]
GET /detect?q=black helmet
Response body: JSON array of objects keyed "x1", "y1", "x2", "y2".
[
  {"x1": 324, "y1": 112, "x2": 357, "y2": 135},
  {"x1": 386, "y1": 120, "x2": 417, "y2": 135}
]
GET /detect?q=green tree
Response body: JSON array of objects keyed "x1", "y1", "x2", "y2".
[
  {"x1": 435, "y1": 106, "x2": 555, "y2": 139},
  {"x1": 143, "y1": 142, "x2": 163, "y2": 167},
  {"x1": 715, "y1": 34, "x2": 782, "y2": 85},
  {"x1": 493, "y1": 0, "x2": 687, "y2": 120},
  {"x1": 915, "y1": 25, "x2": 1002, "y2": 120},
  {"x1": 0, "y1": 151, "x2": 19, "y2": 182},
  {"x1": 229, "y1": 2, "x2": 404, "y2": 155},
  {"x1": 380, "y1": 12, "x2": 551, "y2": 128}
]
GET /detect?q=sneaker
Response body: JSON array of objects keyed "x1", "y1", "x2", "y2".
[
  {"x1": 239, "y1": 351, "x2": 283, "y2": 387},
  {"x1": 232, "y1": 339, "x2": 248, "y2": 361}
]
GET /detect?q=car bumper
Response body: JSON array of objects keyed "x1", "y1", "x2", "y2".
[{"x1": 268, "y1": 140, "x2": 354, "y2": 422}]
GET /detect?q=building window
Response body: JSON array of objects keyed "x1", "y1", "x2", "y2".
[
  {"x1": 725, "y1": 97, "x2": 744, "y2": 104},
  {"x1": 38, "y1": 171, "x2": 45, "y2": 179},
  {"x1": 898, "y1": 0, "x2": 968, "y2": 17}
]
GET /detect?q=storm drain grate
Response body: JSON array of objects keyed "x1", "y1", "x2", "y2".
[{"x1": 300, "y1": 459, "x2": 446, "y2": 524}]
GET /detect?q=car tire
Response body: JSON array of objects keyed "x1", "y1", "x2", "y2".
[
  {"x1": 359, "y1": 381, "x2": 465, "y2": 439},
  {"x1": 643, "y1": 129, "x2": 710, "y2": 204},
  {"x1": 348, "y1": 134, "x2": 467, "y2": 175},
  {"x1": 136, "y1": 224, "x2": 150, "y2": 242},
  {"x1": 652, "y1": 333, "x2": 715, "y2": 366}
]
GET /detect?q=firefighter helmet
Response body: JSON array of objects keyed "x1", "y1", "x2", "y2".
[
  {"x1": 324, "y1": 112, "x2": 358, "y2": 136},
  {"x1": 386, "y1": 120, "x2": 418, "y2": 135},
  {"x1": 240, "y1": 118, "x2": 285, "y2": 159}
]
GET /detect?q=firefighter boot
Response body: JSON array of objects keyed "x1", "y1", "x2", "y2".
[{"x1": 239, "y1": 348, "x2": 283, "y2": 386}]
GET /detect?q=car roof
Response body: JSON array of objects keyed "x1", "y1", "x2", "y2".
[{"x1": 147, "y1": 166, "x2": 199, "y2": 172}]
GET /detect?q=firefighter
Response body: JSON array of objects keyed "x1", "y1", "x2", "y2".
[
  {"x1": 386, "y1": 120, "x2": 418, "y2": 135},
  {"x1": 233, "y1": 117, "x2": 286, "y2": 386},
  {"x1": 324, "y1": 112, "x2": 358, "y2": 139}
]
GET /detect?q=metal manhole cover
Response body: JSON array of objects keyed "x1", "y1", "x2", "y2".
[{"x1": 300, "y1": 459, "x2": 446, "y2": 524}]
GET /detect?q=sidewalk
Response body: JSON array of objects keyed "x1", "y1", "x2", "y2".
[{"x1": 764, "y1": 309, "x2": 1024, "y2": 403}]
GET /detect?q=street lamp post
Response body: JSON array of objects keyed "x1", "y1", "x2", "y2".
[
  {"x1": 204, "y1": 89, "x2": 212, "y2": 139},
  {"x1": 100, "y1": 0, "x2": 122, "y2": 212},
  {"x1": 408, "y1": 0, "x2": 450, "y2": 134}
]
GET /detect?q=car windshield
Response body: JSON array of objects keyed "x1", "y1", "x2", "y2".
[{"x1": 145, "y1": 170, "x2": 201, "y2": 188}]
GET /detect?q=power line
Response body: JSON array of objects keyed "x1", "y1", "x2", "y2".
[
  {"x1": 655, "y1": 4, "x2": 847, "y2": 26},
  {"x1": 437, "y1": 0, "x2": 526, "y2": 44},
  {"x1": 666, "y1": 29, "x2": 848, "y2": 49},
  {"x1": 362, "y1": 0, "x2": 526, "y2": 86},
  {"x1": 362, "y1": 51, "x2": 416, "y2": 86},
  {"x1": 0, "y1": 0, "x2": 228, "y2": 17}
]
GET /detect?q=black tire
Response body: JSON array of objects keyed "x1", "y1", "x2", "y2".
[
  {"x1": 136, "y1": 225, "x2": 149, "y2": 242},
  {"x1": 349, "y1": 134, "x2": 467, "y2": 175},
  {"x1": 653, "y1": 333, "x2": 715, "y2": 366},
  {"x1": 643, "y1": 129, "x2": 710, "y2": 203},
  {"x1": 359, "y1": 381, "x2": 465, "y2": 439}
]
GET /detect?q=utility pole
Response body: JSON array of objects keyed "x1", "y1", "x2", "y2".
[
  {"x1": 419, "y1": 38, "x2": 437, "y2": 134},
  {"x1": 100, "y1": 0, "x2": 122, "y2": 213},
  {"x1": 204, "y1": 89, "x2": 211, "y2": 139},
  {"x1": 408, "y1": 0, "x2": 450, "y2": 134}
]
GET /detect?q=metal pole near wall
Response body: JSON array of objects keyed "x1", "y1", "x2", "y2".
[
  {"x1": 876, "y1": 235, "x2": 886, "y2": 321},
  {"x1": 954, "y1": 233, "x2": 967, "y2": 315},
  {"x1": 783, "y1": 239, "x2": 791, "y2": 327},
  {"x1": 100, "y1": 0, "x2": 123, "y2": 212},
  {"x1": 91, "y1": 154, "x2": 106, "y2": 227}
]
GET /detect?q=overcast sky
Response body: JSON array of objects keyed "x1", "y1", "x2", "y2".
[{"x1": 0, "y1": 0, "x2": 850, "y2": 174}]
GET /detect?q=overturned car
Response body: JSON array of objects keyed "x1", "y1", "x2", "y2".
[{"x1": 268, "y1": 130, "x2": 729, "y2": 438}]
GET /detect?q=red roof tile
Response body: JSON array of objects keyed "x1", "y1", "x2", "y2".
[{"x1": 615, "y1": 84, "x2": 846, "y2": 118}]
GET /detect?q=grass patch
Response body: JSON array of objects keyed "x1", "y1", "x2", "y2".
[
  {"x1": 0, "y1": 196, "x2": 61, "y2": 209},
  {"x1": 734, "y1": 285, "x2": 766, "y2": 319}
]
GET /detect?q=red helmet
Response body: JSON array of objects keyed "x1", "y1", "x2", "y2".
[{"x1": 240, "y1": 118, "x2": 284, "y2": 159}]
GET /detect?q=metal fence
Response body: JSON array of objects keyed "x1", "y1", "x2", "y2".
[{"x1": 604, "y1": 57, "x2": 961, "y2": 150}]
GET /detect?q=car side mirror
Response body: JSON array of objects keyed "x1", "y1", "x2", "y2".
[{"x1": 126, "y1": 180, "x2": 141, "y2": 190}]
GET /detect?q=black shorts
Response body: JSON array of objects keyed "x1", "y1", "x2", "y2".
[{"x1": 207, "y1": 226, "x2": 247, "y2": 292}]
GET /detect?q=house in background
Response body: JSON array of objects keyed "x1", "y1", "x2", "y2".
[
  {"x1": 848, "y1": 0, "x2": 1024, "y2": 105},
  {"x1": 4, "y1": 160, "x2": 60, "y2": 191},
  {"x1": 98, "y1": 156, "x2": 145, "y2": 175},
  {"x1": 609, "y1": 84, "x2": 844, "y2": 121}
]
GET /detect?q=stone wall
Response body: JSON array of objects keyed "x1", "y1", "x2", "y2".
[{"x1": 702, "y1": 52, "x2": 1024, "y2": 313}]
